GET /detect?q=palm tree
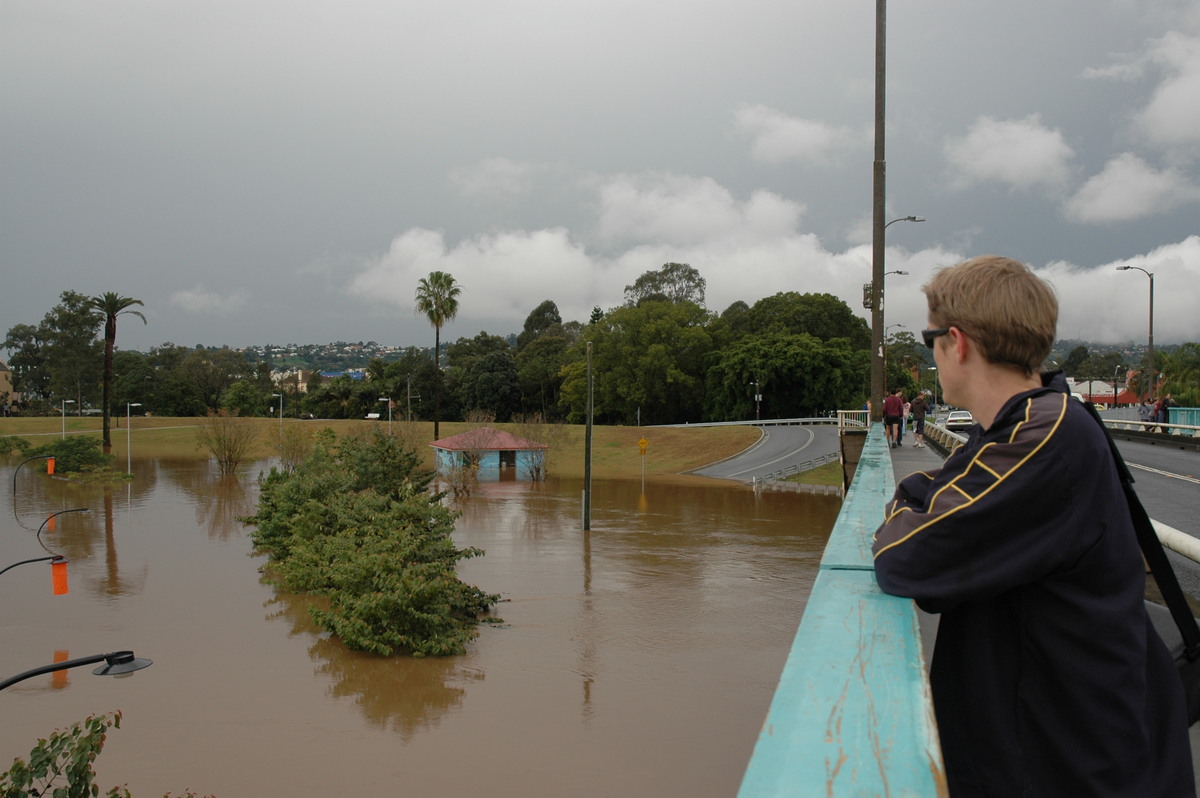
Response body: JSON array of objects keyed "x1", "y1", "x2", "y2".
[
  {"x1": 414, "y1": 271, "x2": 462, "y2": 440},
  {"x1": 86, "y1": 293, "x2": 146, "y2": 453}
]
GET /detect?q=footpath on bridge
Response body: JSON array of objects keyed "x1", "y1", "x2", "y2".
[{"x1": 887, "y1": 436, "x2": 947, "y2": 486}]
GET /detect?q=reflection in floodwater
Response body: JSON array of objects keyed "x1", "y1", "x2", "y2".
[
  {"x1": 264, "y1": 587, "x2": 482, "y2": 741},
  {"x1": 0, "y1": 456, "x2": 838, "y2": 797}
]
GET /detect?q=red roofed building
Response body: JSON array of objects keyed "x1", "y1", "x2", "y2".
[{"x1": 430, "y1": 427, "x2": 549, "y2": 481}]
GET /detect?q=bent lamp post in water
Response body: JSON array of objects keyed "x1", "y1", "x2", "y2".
[
  {"x1": 0, "y1": 554, "x2": 69, "y2": 594},
  {"x1": 0, "y1": 651, "x2": 153, "y2": 692}
]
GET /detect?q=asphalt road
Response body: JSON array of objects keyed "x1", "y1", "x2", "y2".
[
  {"x1": 690, "y1": 423, "x2": 841, "y2": 483},
  {"x1": 1112, "y1": 437, "x2": 1200, "y2": 596}
]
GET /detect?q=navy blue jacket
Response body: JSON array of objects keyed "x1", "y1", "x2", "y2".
[{"x1": 873, "y1": 374, "x2": 1193, "y2": 796}]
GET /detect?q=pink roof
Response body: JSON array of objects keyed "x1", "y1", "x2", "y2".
[{"x1": 429, "y1": 426, "x2": 549, "y2": 451}]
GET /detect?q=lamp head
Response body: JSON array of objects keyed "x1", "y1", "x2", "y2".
[{"x1": 92, "y1": 651, "x2": 153, "y2": 677}]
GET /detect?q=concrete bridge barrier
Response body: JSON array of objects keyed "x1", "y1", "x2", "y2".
[{"x1": 738, "y1": 424, "x2": 946, "y2": 796}]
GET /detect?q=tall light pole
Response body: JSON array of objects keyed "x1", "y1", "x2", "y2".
[
  {"x1": 271, "y1": 393, "x2": 283, "y2": 435},
  {"x1": 61, "y1": 399, "x2": 75, "y2": 439},
  {"x1": 870, "y1": 197, "x2": 924, "y2": 421},
  {"x1": 1116, "y1": 265, "x2": 1154, "y2": 398},
  {"x1": 126, "y1": 403, "x2": 141, "y2": 473},
  {"x1": 380, "y1": 397, "x2": 392, "y2": 435},
  {"x1": 870, "y1": 0, "x2": 887, "y2": 422}
]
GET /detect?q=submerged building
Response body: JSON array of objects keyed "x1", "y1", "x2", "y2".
[{"x1": 430, "y1": 427, "x2": 549, "y2": 482}]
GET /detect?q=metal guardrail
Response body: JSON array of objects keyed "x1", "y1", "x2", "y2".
[
  {"x1": 837, "y1": 409, "x2": 869, "y2": 431},
  {"x1": 1102, "y1": 420, "x2": 1199, "y2": 437},
  {"x1": 749, "y1": 452, "x2": 840, "y2": 487},
  {"x1": 655, "y1": 416, "x2": 844, "y2": 429},
  {"x1": 924, "y1": 419, "x2": 1198, "y2": 566}
]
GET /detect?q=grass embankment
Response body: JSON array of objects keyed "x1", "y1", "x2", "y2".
[{"x1": 1, "y1": 416, "x2": 770, "y2": 481}]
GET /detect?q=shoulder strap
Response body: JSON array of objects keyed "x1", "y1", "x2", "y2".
[{"x1": 1082, "y1": 402, "x2": 1200, "y2": 661}]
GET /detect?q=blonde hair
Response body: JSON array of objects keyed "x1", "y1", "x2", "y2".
[{"x1": 923, "y1": 255, "x2": 1057, "y2": 375}]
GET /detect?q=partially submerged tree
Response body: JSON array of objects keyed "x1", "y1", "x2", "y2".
[
  {"x1": 195, "y1": 409, "x2": 260, "y2": 475},
  {"x1": 243, "y1": 429, "x2": 498, "y2": 656}
]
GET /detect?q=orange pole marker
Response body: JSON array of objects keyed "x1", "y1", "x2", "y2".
[{"x1": 52, "y1": 557, "x2": 69, "y2": 595}]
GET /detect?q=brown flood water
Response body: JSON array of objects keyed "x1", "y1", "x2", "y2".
[{"x1": 1, "y1": 458, "x2": 838, "y2": 797}]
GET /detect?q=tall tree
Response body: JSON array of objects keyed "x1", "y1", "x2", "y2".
[
  {"x1": 516, "y1": 300, "x2": 562, "y2": 351},
  {"x1": 86, "y1": 293, "x2": 146, "y2": 452},
  {"x1": 414, "y1": 271, "x2": 462, "y2": 439},
  {"x1": 623, "y1": 262, "x2": 706, "y2": 307},
  {"x1": 45, "y1": 291, "x2": 104, "y2": 412}
]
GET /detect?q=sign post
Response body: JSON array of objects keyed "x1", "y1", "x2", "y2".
[{"x1": 638, "y1": 437, "x2": 648, "y2": 493}]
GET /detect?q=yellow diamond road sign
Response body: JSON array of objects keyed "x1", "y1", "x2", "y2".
[{"x1": 638, "y1": 437, "x2": 649, "y2": 454}]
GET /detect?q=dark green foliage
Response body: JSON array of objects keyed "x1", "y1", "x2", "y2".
[
  {"x1": 27, "y1": 436, "x2": 110, "y2": 473},
  {"x1": 516, "y1": 300, "x2": 563, "y2": 351},
  {"x1": 0, "y1": 436, "x2": 31, "y2": 456},
  {"x1": 458, "y1": 350, "x2": 521, "y2": 422},
  {"x1": 243, "y1": 429, "x2": 498, "y2": 656},
  {"x1": 0, "y1": 712, "x2": 131, "y2": 798},
  {"x1": 624, "y1": 262, "x2": 706, "y2": 307},
  {"x1": 704, "y1": 333, "x2": 870, "y2": 419},
  {"x1": 0, "y1": 711, "x2": 209, "y2": 797}
]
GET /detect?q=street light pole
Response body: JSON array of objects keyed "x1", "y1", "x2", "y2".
[
  {"x1": 1, "y1": 651, "x2": 152, "y2": 692},
  {"x1": 61, "y1": 399, "x2": 75, "y2": 439},
  {"x1": 380, "y1": 397, "x2": 392, "y2": 435},
  {"x1": 870, "y1": 0, "x2": 887, "y2": 422},
  {"x1": 1116, "y1": 265, "x2": 1155, "y2": 398},
  {"x1": 870, "y1": 197, "x2": 924, "y2": 421},
  {"x1": 126, "y1": 402, "x2": 142, "y2": 474}
]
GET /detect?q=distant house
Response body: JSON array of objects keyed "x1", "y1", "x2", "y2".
[
  {"x1": 430, "y1": 427, "x2": 549, "y2": 482},
  {"x1": 0, "y1": 358, "x2": 14, "y2": 413}
]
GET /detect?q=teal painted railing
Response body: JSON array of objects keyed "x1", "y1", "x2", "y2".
[{"x1": 738, "y1": 424, "x2": 946, "y2": 797}]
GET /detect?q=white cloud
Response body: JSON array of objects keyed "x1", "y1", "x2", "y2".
[
  {"x1": 449, "y1": 157, "x2": 544, "y2": 200},
  {"x1": 168, "y1": 285, "x2": 248, "y2": 316},
  {"x1": 346, "y1": 165, "x2": 1200, "y2": 346},
  {"x1": 1081, "y1": 51, "x2": 1147, "y2": 82},
  {"x1": 1035, "y1": 237, "x2": 1200, "y2": 344},
  {"x1": 733, "y1": 104, "x2": 864, "y2": 165},
  {"x1": 1064, "y1": 153, "x2": 1200, "y2": 222},
  {"x1": 1134, "y1": 32, "x2": 1200, "y2": 153},
  {"x1": 944, "y1": 115, "x2": 1075, "y2": 190},
  {"x1": 347, "y1": 227, "x2": 599, "y2": 327},
  {"x1": 594, "y1": 172, "x2": 804, "y2": 246}
]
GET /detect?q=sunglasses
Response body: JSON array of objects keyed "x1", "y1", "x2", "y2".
[{"x1": 922, "y1": 328, "x2": 951, "y2": 349}]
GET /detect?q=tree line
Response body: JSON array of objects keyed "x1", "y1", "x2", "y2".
[{"x1": 12, "y1": 264, "x2": 1189, "y2": 429}]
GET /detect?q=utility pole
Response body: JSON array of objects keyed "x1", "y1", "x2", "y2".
[
  {"x1": 583, "y1": 342, "x2": 593, "y2": 531},
  {"x1": 870, "y1": 0, "x2": 887, "y2": 423}
]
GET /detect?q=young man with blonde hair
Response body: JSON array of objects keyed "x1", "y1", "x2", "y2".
[{"x1": 872, "y1": 256, "x2": 1193, "y2": 796}]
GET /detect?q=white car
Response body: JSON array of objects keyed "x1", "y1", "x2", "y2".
[{"x1": 944, "y1": 410, "x2": 975, "y2": 431}]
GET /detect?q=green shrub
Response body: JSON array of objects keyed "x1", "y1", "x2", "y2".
[
  {"x1": 0, "y1": 436, "x2": 31, "y2": 456},
  {"x1": 0, "y1": 711, "x2": 209, "y2": 797},
  {"x1": 26, "y1": 436, "x2": 110, "y2": 473},
  {"x1": 242, "y1": 429, "x2": 499, "y2": 656}
]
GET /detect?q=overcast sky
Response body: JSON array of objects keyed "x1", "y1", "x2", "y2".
[{"x1": 2, "y1": 0, "x2": 1198, "y2": 355}]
